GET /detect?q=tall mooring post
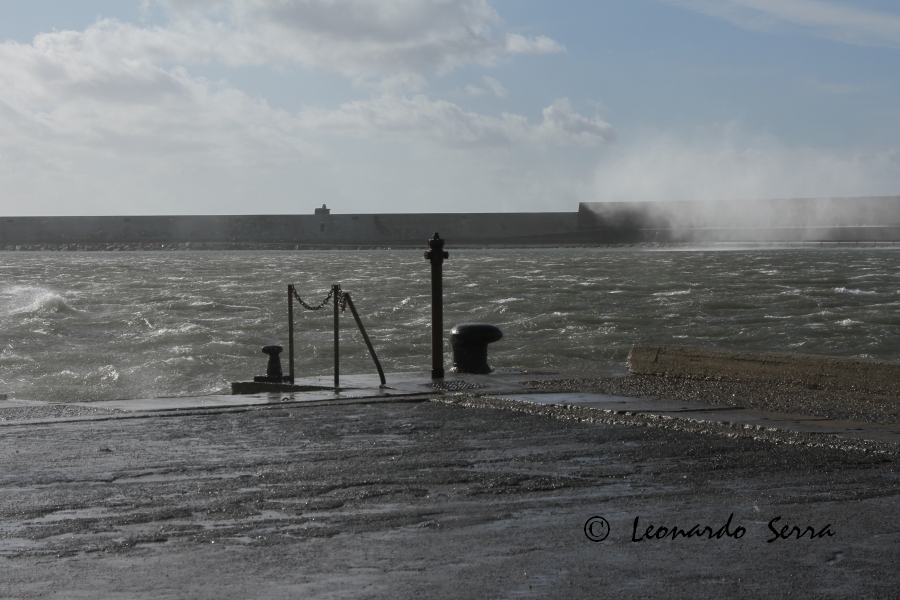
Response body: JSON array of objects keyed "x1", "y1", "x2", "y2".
[
  {"x1": 333, "y1": 283, "x2": 340, "y2": 390},
  {"x1": 424, "y1": 232, "x2": 449, "y2": 379},
  {"x1": 287, "y1": 284, "x2": 295, "y2": 386}
]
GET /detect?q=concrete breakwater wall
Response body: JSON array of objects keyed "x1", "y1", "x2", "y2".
[
  {"x1": 4, "y1": 196, "x2": 900, "y2": 249},
  {"x1": 628, "y1": 344, "x2": 900, "y2": 396},
  {"x1": 0, "y1": 212, "x2": 580, "y2": 248}
]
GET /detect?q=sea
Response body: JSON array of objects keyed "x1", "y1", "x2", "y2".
[{"x1": 1, "y1": 247, "x2": 899, "y2": 403}]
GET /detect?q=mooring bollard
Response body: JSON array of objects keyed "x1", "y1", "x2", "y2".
[
  {"x1": 451, "y1": 324, "x2": 503, "y2": 374},
  {"x1": 424, "y1": 232, "x2": 449, "y2": 379},
  {"x1": 253, "y1": 345, "x2": 288, "y2": 383}
]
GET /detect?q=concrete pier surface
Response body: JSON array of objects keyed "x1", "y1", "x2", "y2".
[{"x1": 1, "y1": 370, "x2": 898, "y2": 599}]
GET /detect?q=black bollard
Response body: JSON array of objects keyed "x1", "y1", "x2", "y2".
[
  {"x1": 451, "y1": 324, "x2": 503, "y2": 374},
  {"x1": 424, "y1": 233, "x2": 449, "y2": 379},
  {"x1": 253, "y1": 345, "x2": 288, "y2": 383}
]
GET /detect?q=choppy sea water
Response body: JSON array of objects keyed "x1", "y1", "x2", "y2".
[{"x1": 1, "y1": 248, "x2": 899, "y2": 402}]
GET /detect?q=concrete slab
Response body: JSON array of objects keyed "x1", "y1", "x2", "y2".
[
  {"x1": 77, "y1": 372, "x2": 536, "y2": 413},
  {"x1": 495, "y1": 392, "x2": 900, "y2": 444},
  {"x1": 11, "y1": 372, "x2": 900, "y2": 444},
  {"x1": 2, "y1": 395, "x2": 898, "y2": 599},
  {"x1": 674, "y1": 410, "x2": 900, "y2": 443},
  {"x1": 628, "y1": 343, "x2": 900, "y2": 396},
  {"x1": 0, "y1": 398, "x2": 61, "y2": 407},
  {"x1": 492, "y1": 392, "x2": 742, "y2": 412},
  {"x1": 85, "y1": 389, "x2": 425, "y2": 413},
  {"x1": 292, "y1": 370, "x2": 535, "y2": 395},
  {"x1": 229, "y1": 381, "x2": 332, "y2": 395}
]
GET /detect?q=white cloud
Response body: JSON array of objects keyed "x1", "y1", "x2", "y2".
[
  {"x1": 803, "y1": 76, "x2": 868, "y2": 95},
  {"x1": 464, "y1": 76, "x2": 508, "y2": 98},
  {"x1": 152, "y1": 0, "x2": 564, "y2": 78},
  {"x1": 0, "y1": 33, "x2": 320, "y2": 167},
  {"x1": 0, "y1": 6, "x2": 601, "y2": 216},
  {"x1": 0, "y1": 17, "x2": 605, "y2": 162},
  {"x1": 0, "y1": 1, "x2": 580, "y2": 172},
  {"x1": 3, "y1": 2, "x2": 565, "y2": 86},
  {"x1": 298, "y1": 95, "x2": 614, "y2": 147},
  {"x1": 664, "y1": 0, "x2": 900, "y2": 48},
  {"x1": 504, "y1": 33, "x2": 566, "y2": 55},
  {"x1": 464, "y1": 84, "x2": 486, "y2": 97},
  {"x1": 591, "y1": 124, "x2": 900, "y2": 203},
  {"x1": 482, "y1": 76, "x2": 508, "y2": 98},
  {"x1": 536, "y1": 99, "x2": 616, "y2": 147}
]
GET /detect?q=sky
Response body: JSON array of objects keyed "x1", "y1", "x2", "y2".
[{"x1": 1, "y1": 0, "x2": 899, "y2": 216}]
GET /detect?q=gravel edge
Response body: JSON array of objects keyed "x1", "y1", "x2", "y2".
[
  {"x1": 520, "y1": 376, "x2": 900, "y2": 425},
  {"x1": 433, "y1": 393, "x2": 900, "y2": 457}
]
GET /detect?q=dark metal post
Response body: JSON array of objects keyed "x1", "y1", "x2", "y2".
[
  {"x1": 288, "y1": 285, "x2": 295, "y2": 386},
  {"x1": 333, "y1": 283, "x2": 340, "y2": 390},
  {"x1": 424, "y1": 233, "x2": 449, "y2": 379}
]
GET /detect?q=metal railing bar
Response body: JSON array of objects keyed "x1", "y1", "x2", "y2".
[{"x1": 343, "y1": 292, "x2": 387, "y2": 386}]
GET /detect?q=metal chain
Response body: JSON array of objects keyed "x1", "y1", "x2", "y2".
[
  {"x1": 291, "y1": 286, "x2": 334, "y2": 311},
  {"x1": 291, "y1": 285, "x2": 350, "y2": 313}
]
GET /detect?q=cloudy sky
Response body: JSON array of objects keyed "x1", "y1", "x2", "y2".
[{"x1": 1, "y1": 0, "x2": 899, "y2": 215}]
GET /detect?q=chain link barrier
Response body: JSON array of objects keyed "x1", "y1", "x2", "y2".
[
  {"x1": 291, "y1": 285, "x2": 349, "y2": 312},
  {"x1": 287, "y1": 283, "x2": 385, "y2": 386},
  {"x1": 291, "y1": 286, "x2": 333, "y2": 311}
]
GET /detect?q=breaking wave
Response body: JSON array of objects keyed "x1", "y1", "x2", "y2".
[{"x1": 0, "y1": 286, "x2": 80, "y2": 317}]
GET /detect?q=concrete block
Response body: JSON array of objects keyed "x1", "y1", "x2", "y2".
[
  {"x1": 627, "y1": 344, "x2": 900, "y2": 396},
  {"x1": 230, "y1": 381, "x2": 331, "y2": 395}
]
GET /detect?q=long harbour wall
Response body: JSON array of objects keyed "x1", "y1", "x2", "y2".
[
  {"x1": 0, "y1": 212, "x2": 581, "y2": 249},
  {"x1": 2, "y1": 196, "x2": 900, "y2": 249}
]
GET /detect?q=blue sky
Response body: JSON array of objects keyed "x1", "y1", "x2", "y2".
[{"x1": 1, "y1": 0, "x2": 899, "y2": 215}]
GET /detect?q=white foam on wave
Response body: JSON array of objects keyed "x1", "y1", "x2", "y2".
[
  {"x1": 0, "y1": 286, "x2": 79, "y2": 317},
  {"x1": 146, "y1": 323, "x2": 200, "y2": 338},
  {"x1": 838, "y1": 319, "x2": 861, "y2": 326},
  {"x1": 834, "y1": 287, "x2": 876, "y2": 296}
]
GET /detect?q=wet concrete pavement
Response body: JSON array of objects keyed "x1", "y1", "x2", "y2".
[
  {"x1": 494, "y1": 392, "x2": 900, "y2": 445},
  {"x1": 0, "y1": 385, "x2": 898, "y2": 599}
]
